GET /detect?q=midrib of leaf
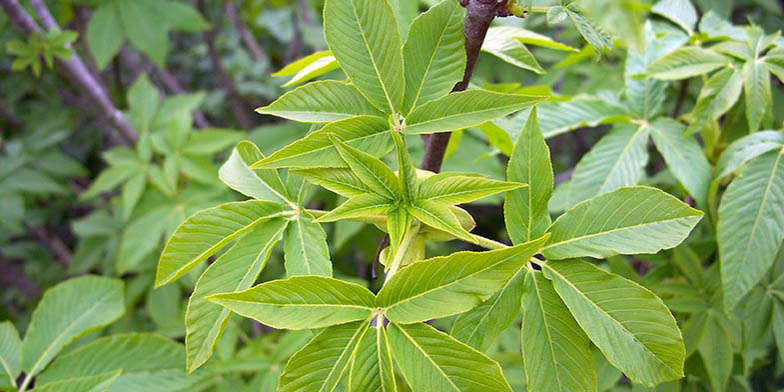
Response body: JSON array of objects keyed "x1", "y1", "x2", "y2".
[
  {"x1": 393, "y1": 324, "x2": 460, "y2": 391},
  {"x1": 457, "y1": 271, "x2": 519, "y2": 344},
  {"x1": 544, "y1": 265, "x2": 678, "y2": 377},
  {"x1": 212, "y1": 301, "x2": 372, "y2": 309},
  {"x1": 26, "y1": 291, "x2": 115, "y2": 377},
  {"x1": 409, "y1": 101, "x2": 532, "y2": 127},
  {"x1": 320, "y1": 323, "x2": 369, "y2": 392},
  {"x1": 738, "y1": 148, "x2": 784, "y2": 266},
  {"x1": 296, "y1": 217, "x2": 312, "y2": 275},
  {"x1": 263, "y1": 128, "x2": 390, "y2": 166},
  {"x1": 377, "y1": 327, "x2": 394, "y2": 392},
  {"x1": 408, "y1": 204, "x2": 463, "y2": 236},
  {"x1": 598, "y1": 124, "x2": 647, "y2": 193},
  {"x1": 349, "y1": 1, "x2": 396, "y2": 114},
  {"x1": 529, "y1": 271, "x2": 568, "y2": 391},
  {"x1": 419, "y1": 186, "x2": 515, "y2": 203},
  {"x1": 525, "y1": 135, "x2": 534, "y2": 240},
  {"x1": 407, "y1": 5, "x2": 457, "y2": 111},
  {"x1": 1, "y1": 355, "x2": 14, "y2": 386}
]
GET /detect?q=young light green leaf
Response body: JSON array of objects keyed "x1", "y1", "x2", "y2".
[
  {"x1": 386, "y1": 206, "x2": 413, "y2": 259},
  {"x1": 519, "y1": 96, "x2": 630, "y2": 139},
  {"x1": 292, "y1": 167, "x2": 373, "y2": 198},
  {"x1": 521, "y1": 270, "x2": 596, "y2": 392},
  {"x1": 686, "y1": 67, "x2": 742, "y2": 135},
  {"x1": 219, "y1": 141, "x2": 290, "y2": 204},
  {"x1": 651, "y1": 0, "x2": 698, "y2": 35},
  {"x1": 185, "y1": 219, "x2": 287, "y2": 372},
  {"x1": 715, "y1": 130, "x2": 784, "y2": 180},
  {"x1": 505, "y1": 108, "x2": 553, "y2": 244},
  {"x1": 404, "y1": 89, "x2": 546, "y2": 135},
  {"x1": 255, "y1": 81, "x2": 384, "y2": 123},
  {"x1": 86, "y1": 1, "x2": 124, "y2": 70},
  {"x1": 330, "y1": 135, "x2": 401, "y2": 199},
  {"x1": 647, "y1": 47, "x2": 729, "y2": 80},
  {"x1": 156, "y1": 200, "x2": 283, "y2": 286},
  {"x1": 316, "y1": 194, "x2": 394, "y2": 223},
  {"x1": 37, "y1": 333, "x2": 197, "y2": 391},
  {"x1": 408, "y1": 199, "x2": 473, "y2": 242},
  {"x1": 565, "y1": 5, "x2": 613, "y2": 55},
  {"x1": 648, "y1": 118, "x2": 711, "y2": 207},
  {"x1": 324, "y1": 0, "x2": 404, "y2": 113},
  {"x1": 417, "y1": 173, "x2": 524, "y2": 205},
  {"x1": 21, "y1": 276, "x2": 124, "y2": 379},
  {"x1": 450, "y1": 269, "x2": 526, "y2": 351},
  {"x1": 482, "y1": 27, "x2": 545, "y2": 74},
  {"x1": 32, "y1": 370, "x2": 121, "y2": 392},
  {"x1": 272, "y1": 51, "x2": 340, "y2": 87},
  {"x1": 349, "y1": 327, "x2": 397, "y2": 392},
  {"x1": 284, "y1": 213, "x2": 332, "y2": 277},
  {"x1": 742, "y1": 60, "x2": 772, "y2": 133},
  {"x1": 544, "y1": 259, "x2": 686, "y2": 387},
  {"x1": 278, "y1": 321, "x2": 369, "y2": 392},
  {"x1": 387, "y1": 322, "x2": 513, "y2": 392},
  {"x1": 510, "y1": 28, "x2": 579, "y2": 52},
  {"x1": 377, "y1": 235, "x2": 549, "y2": 324},
  {"x1": 719, "y1": 149, "x2": 784, "y2": 311},
  {"x1": 543, "y1": 186, "x2": 703, "y2": 260},
  {"x1": 402, "y1": 0, "x2": 466, "y2": 113},
  {"x1": 209, "y1": 276, "x2": 375, "y2": 329},
  {"x1": 252, "y1": 116, "x2": 393, "y2": 169},
  {"x1": 0, "y1": 322, "x2": 20, "y2": 388},
  {"x1": 764, "y1": 47, "x2": 784, "y2": 82},
  {"x1": 559, "y1": 124, "x2": 650, "y2": 210},
  {"x1": 391, "y1": 131, "x2": 418, "y2": 202}
]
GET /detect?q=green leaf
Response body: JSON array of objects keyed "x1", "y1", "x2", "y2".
[
  {"x1": 324, "y1": 0, "x2": 405, "y2": 113},
  {"x1": 450, "y1": 269, "x2": 526, "y2": 351},
  {"x1": 157, "y1": 1, "x2": 210, "y2": 32},
  {"x1": 773, "y1": 299, "x2": 784, "y2": 365},
  {"x1": 482, "y1": 27, "x2": 545, "y2": 74},
  {"x1": 543, "y1": 186, "x2": 703, "y2": 260},
  {"x1": 387, "y1": 322, "x2": 513, "y2": 392},
  {"x1": 386, "y1": 206, "x2": 413, "y2": 258},
  {"x1": 156, "y1": 201, "x2": 283, "y2": 286},
  {"x1": 37, "y1": 333, "x2": 197, "y2": 391},
  {"x1": 377, "y1": 235, "x2": 549, "y2": 324},
  {"x1": 543, "y1": 259, "x2": 686, "y2": 387},
  {"x1": 330, "y1": 135, "x2": 400, "y2": 199},
  {"x1": 686, "y1": 67, "x2": 742, "y2": 135},
  {"x1": 349, "y1": 326, "x2": 397, "y2": 392},
  {"x1": 32, "y1": 370, "x2": 121, "y2": 392},
  {"x1": 651, "y1": 0, "x2": 698, "y2": 35},
  {"x1": 292, "y1": 167, "x2": 372, "y2": 198},
  {"x1": 86, "y1": 1, "x2": 124, "y2": 70},
  {"x1": 210, "y1": 276, "x2": 375, "y2": 329},
  {"x1": 565, "y1": 5, "x2": 613, "y2": 55},
  {"x1": 696, "y1": 312, "x2": 733, "y2": 391},
  {"x1": 21, "y1": 276, "x2": 124, "y2": 378},
  {"x1": 408, "y1": 199, "x2": 473, "y2": 242},
  {"x1": 284, "y1": 213, "x2": 332, "y2": 277},
  {"x1": 0, "y1": 322, "x2": 20, "y2": 388},
  {"x1": 182, "y1": 129, "x2": 244, "y2": 155},
  {"x1": 185, "y1": 219, "x2": 287, "y2": 372},
  {"x1": 742, "y1": 60, "x2": 772, "y2": 133},
  {"x1": 559, "y1": 124, "x2": 650, "y2": 210},
  {"x1": 218, "y1": 141, "x2": 290, "y2": 204},
  {"x1": 278, "y1": 321, "x2": 369, "y2": 392},
  {"x1": 117, "y1": 0, "x2": 167, "y2": 67},
  {"x1": 404, "y1": 89, "x2": 546, "y2": 135},
  {"x1": 521, "y1": 270, "x2": 596, "y2": 392},
  {"x1": 648, "y1": 118, "x2": 712, "y2": 207},
  {"x1": 519, "y1": 96, "x2": 630, "y2": 139},
  {"x1": 256, "y1": 81, "x2": 384, "y2": 123},
  {"x1": 718, "y1": 149, "x2": 784, "y2": 311},
  {"x1": 402, "y1": 0, "x2": 466, "y2": 113},
  {"x1": 715, "y1": 130, "x2": 784, "y2": 180},
  {"x1": 418, "y1": 173, "x2": 523, "y2": 205},
  {"x1": 273, "y1": 51, "x2": 340, "y2": 88},
  {"x1": 647, "y1": 47, "x2": 729, "y2": 80},
  {"x1": 391, "y1": 132, "x2": 418, "y2": 202},
  {"x1": 316, "y1": 193, "x2": 394, "y2": 222},
  {"x1": 510, "y1": 27, "x2": 579, "y2": 52},
  {"x1": 505, "y1": 108, "x2": 553, "y2": 244},
  {"x1": 764, "y1": 48, "x2": 784, "y2": 82}
]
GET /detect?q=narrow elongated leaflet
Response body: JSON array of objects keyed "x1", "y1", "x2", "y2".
[
  {"x1": 715, "y1": 131, "x2": 784, "y2": 180},
  {"x1": 292, "y1": 167, "x2": 373, "y2": 198},
  {"x1": 417, "y1": 173, "x2": 524, "y2": 205},
  {"x1": 284, "y1": 213, "x2": 332, "y2": 277},
  {"x1": 218, "y1": 141, "x2": 290, "y2": 204},
  {"x1": 647, "y1": 47, "x2": 729, "y2": 80},
  {"x1": 256, "y1": 81, "x2": 384, "y2": 123},
  {"x1": 407, "y1": 199, "x2": 473, "y2": 242},
  {"x1": 648, "y1": 118, "x2": 711, "y2": 207},
  {"x1": 348, "y1": 327, "x2": 397, "y2": 392},
  {"x1": 0, "y1": 322, "x2": 20, "y2": 388},
  {"x1": 316, "y1": 193, "x2": 393, "y2": 223},
  {"x1": 330, "y1": 135, "x2": 401, "y2": 200}
]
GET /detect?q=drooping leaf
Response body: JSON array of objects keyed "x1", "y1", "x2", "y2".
[
  {"x1": 219, "y1": 141, "x2": 290, "y2": 204},
  {"x1": 521, "y1": 270, "x2": 596, "y2": 392},
  {"x1": 284, "y1": 213, "x2": 332, "y2": 277},
  {"x1": 278, "y1": 321, "x2": 369, "y2": 392},
  {"x1": 272, "y1": 51, "x2": 340, "y2": 88},
  {"x1": 648, "y1": 118, "x2": 711, "y2": 206},
  {"x1": 417, "y1": 173, "x2": 524, "y2": 205},
  {"x1": 316, "y1": 193, "x2": 394, "y2": 223},
  {"x1": 377, "y1": 235, "x2": 549, "y2": 324},
  {"x1": 544, "y1": 259, "x2": 686, "y2": 387},
  {"x1": 21, "y1": 276, "x2": 125, "y2": 379},
  {"x1": 647, "y1": 47, "x2": 729, "y2": 80},
  {"x1": 185, "y1": 219, "x2": 287, "y2": 372},
  {"x1": 742, "y1": 60, "x2": 772, "y2": 133},
  {"x1": 324, "y1": 0, "x2": 405, "y2": 113},
  {"x1": 543, "y1": 186, "x2": 703, "y2": 260},
  {"x1": 402, "y1": 0, "x2": 466, "y2": 113},
  {"x1": 482, "y1": 27, "x2": 545, "y2": 74},
  {"x1": 0, "y1": 322, "x2": 20, "y2": 388},
  {"x1": 330, "y1": 135, "x2": 401, "y2": 199},
  {"x1": 408, "y1": 199, "x2": 473, "y2": 242},
  {"x1": 349, "y1": 326, "x2": 397, "y2": 392},
  {"x1": 715, "y1": 130, "x2": 784, "y2": 180},
  {"x1": 256, "y1": 81, "x2": 384, "y2": 123},
  {"x1": 387, "y1": 322, "x2": 513, "y2": 392},
  {"x1": 651, "y1": 0, "x2": 698, "y2": 35},
  {"x1": 686, "y1": 67, "x2": 742, "y2": 135},
  {"x1": 156, "y1": 201, "x2": 283, "y2": 286},
  {"x1": 210, "y1": 276, "x2": 375, "y2": 329},
  {"x1": 252, "y1": 116, "x2": 393, "y2": 169},
  {"x1": 718, "y1": 149, "x2": 784, "y2": 311},
  {"x1": 404, "y1": 89, "x2": 546, "y2": 135},
  {"x1": 505, "y1": 108, "x2": 553, "y2": 244}
]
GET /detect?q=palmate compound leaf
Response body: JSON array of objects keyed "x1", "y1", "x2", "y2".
[
  {"x1": 324, "y1": 0, "x2": 404, "y2": 113},
  {"x1": 252, "y1": 115, "x2": 393, "y2": 169},
  {"x1": 155, "y1": 200, "x2": 283, "y2": 286},
  {"x1": 185, "y1": 218, "x2": 287, "y2": 372},
  {"x1": 404, "y1": 89, "x2": 547, "y2": 135},
  {"x1": 718, "y1": 148, "x2": 784, "y2": 311},
  {"x1": 218, "y1": 141, "x2": 290, "y2": 204},
  {"x1": 388, "y1": 322, "x2": 513, "y2": 392},
  {"x1": 21, "y1": 276, "x2": 124, "y2": 380},
  {"x1": 349, "y1": 326, "x2": 397, "y2": 392},
  {"x1": 521, "y1": 270, "x2": 596, "y2": 392},
  {"x1": 377, "y1": 235, "x2": 550, "y2": 324},
  {"x1": 209, "y1": 276, "x2": 376, "y2": 330},
  {"x1": 543, "y1": 259, "x2": 686, "y2": 387},
  {"x1": 255, "y1": 80, "x2": 384, "y2": 123},
  {"x1": 37, "y1": 333, "x2": 199, "y2": 391},
  {"x1": 542, "y1": 186, "x2": 703, "y2": 260},
  {"x1": 278, "y1": 321, "x2": 370, "y2": 392}
]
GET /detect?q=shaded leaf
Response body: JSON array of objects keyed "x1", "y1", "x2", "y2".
[
  {"x1": 647, "y1": 47, "x2": 729, "y2": 80},
  {"x1": 648, "y1": 118, "x2": 711, "y2": 206}
]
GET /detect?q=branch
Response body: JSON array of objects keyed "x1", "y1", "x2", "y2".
[
  {"x1": 0, "y1": 0, "x2": 137, "y2": 146},
  {"x1": 26, "y1": 224, "x2": 72, "y2": 266},
  {"x1": 225, "y1": 2, "x2": 268, "y2": 68},
  {"x1": 0, "y1": 255, "x2": 40, "y2": 299},
  {"x1": 420, "y1": 0, "x2": 499, "y2": 173}
]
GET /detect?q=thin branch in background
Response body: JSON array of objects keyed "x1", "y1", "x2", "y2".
[
  {"x1": 72, "y1": 7, "x2": 108, "y2": 94},
  {"x1": 672, "y1": 79, "x2": 689, "y2": 118},
  {"x1": 0, "y1": 102, "x2": 23, "y2": 130},
  {"x1": 554, "y1": 168, "x2": 574, "y2": 185},
  {"x1": 298, "y1": 0, "x2": 313, "y2": 26},
  {"x1": 225, "y1": 1, "x2": 269, "y2": 69},
  {"x1": 25, "y1": 224, "x2": 72, "y2": 266},
  {"x1": 0, "y1": 256, "x2": 40, "y2": 299},
  {"x1": 285, "y1": 7, "x2": 304, "y2": 63},
  {"x1": 198, "y1": 0, "x2": 254, "y2": 130},
  {"x1": 0, "y1": 0, "x2": 138, "y2": 146}
]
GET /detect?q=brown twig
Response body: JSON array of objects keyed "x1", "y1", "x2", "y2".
[
  {"x1": 25, "y1": 224, "x2": 72, "y2": 266},
  {"x1": 225, "y1": 2, "x2": 268, "y2": 68}
]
